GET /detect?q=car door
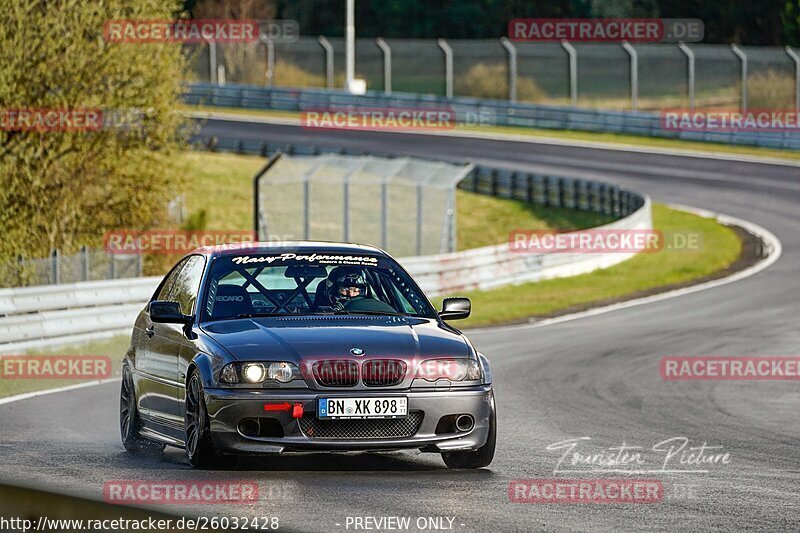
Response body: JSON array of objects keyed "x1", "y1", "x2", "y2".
[
  {"x1": 137, "y1": 257, "x2": 187, "y2": 423},
  {"x1": 169, "y1": 255, "x2": 207, "y2": 432},
  {"x1": 141, "y1": 257, "x2": 195, "y2": 434}
]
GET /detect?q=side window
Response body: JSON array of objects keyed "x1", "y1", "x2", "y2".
[
  {"x1": 170, "y1": 255, "x2": 206, "y2": 316},
  {"x1": 155, "y1": 258, "x2": 189, "y2": 302}
]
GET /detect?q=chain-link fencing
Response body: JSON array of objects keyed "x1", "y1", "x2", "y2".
[
  {"x1": 255, "y1": 153, "x2": 472, "y2": 258},
  {"x1": 186, "y1": 38, "x2": 800, "y2": 111},
  {"x1": 0, "y1": 248, "x2": 142, "y2": 288}
]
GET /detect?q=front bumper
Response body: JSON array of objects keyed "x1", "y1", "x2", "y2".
[{"x1": 204, "y1": 385, "x2": 494, "y2": 455}]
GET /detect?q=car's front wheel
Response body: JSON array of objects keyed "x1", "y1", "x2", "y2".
[
  {"x1": 185, "y1": 370, "x2": 230, "y2": 468},
  {"x1": 442, "y1": 396, "x2": 496, "y2": 469},
  {"x1": 120, "y1": 364, "x2": 165, "y2": 454}
]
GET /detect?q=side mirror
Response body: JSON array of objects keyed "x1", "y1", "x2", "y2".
[
  {"x1": 149, "y1": 301, "x2": 191, "y2": 324},
  {"x1": 439, "y1": 297, "x2": 471, "y2": 321}
]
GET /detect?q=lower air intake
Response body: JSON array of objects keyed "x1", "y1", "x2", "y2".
[{"x1": 298, "y1": 411, "x2": 424, "y2": 440}]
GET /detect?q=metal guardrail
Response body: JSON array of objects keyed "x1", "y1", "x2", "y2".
[
  {"x1": 404, "y1": 167, "x2": 650, "y2": 295},
  {"x1": 0, "y1": 278, "x2": 160, "y2": 352},
  {"x1": 406, "y1": 201, "x2": 651, "y2": 296},
  {"x1": 195, "y1": 135, "x2": 646, "y2": 219},
  {"x1": 0, "y1": 143, "x2": 649, "y2": 352},
  {"x1": 185, "y1": 82, "x2": 800, "y2": 150}
]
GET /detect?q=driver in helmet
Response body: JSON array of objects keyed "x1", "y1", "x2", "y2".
[{"x1": 326, "y1": 268, "x2": 369, "y2": 310}]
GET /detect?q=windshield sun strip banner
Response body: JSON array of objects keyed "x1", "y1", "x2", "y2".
[{"x1": 229, "y1": 253, "x2": 380, "y2": 267}]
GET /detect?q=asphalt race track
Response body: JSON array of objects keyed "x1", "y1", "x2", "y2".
[{"x1": 1, "y1": 119, "x2": 798, "y2": 531}]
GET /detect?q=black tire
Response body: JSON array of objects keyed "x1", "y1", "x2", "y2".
[
  {"x1": 185, "y1": 370, "x2": 230, "y2": 469},
  {"x1": 120, "y1": 364, "x2": 165, "y2": 454},
  {"x1": 442, "y1": 397, "x2": 496, "y2": 469}
]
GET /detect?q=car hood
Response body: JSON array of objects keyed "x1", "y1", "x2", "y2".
[{"x1": 200, "y1": 315, "x2": 472, "y2": 362}]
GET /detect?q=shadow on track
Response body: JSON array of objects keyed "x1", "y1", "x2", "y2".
[{"x1": 111, "y1": 447, "x2": 493, "y2": 476}]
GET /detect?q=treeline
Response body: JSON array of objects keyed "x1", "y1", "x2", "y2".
[
  {"x1": 186, "y1": 0, "x2": 800, "y2": 46},
  {"x1": 0, "y1": 0, "x2": 189, "y2": 266}
]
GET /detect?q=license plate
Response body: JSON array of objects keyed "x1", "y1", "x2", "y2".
[{"x1": 317, "y1": 397, "x2": 408, "y2": 419}]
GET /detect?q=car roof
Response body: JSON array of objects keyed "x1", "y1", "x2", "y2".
[{"x1": 194, "y1": 241, "x2": 389, "y2": 259}]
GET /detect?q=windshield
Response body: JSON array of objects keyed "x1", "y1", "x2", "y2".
[{"x1": 201, "y1": 252, "x2": 437, "y2": 320}]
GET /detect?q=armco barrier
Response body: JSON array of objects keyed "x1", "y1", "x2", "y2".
[
  {"x1": 405, "y1": 170, "x2": 651, "y2": 295},
  {"x1": 0, "y1": 157, "x2": 649, "y2": 352},
  {"x1": 407, "y1": 199, "x2": 650, "y2": 295},
  {"x1": 185, "y1": 82, "x2": 800, "y2": 151},
  {"x1": 0, "y1": 278, "x2": 160, "y2": 352}
]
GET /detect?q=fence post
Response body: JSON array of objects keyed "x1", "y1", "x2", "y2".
[
  {"x1": 80, "y1": 246, "x2": 89, "y2": 281},
  {"x1": 208, "y1": 40, "x2": 217, "y2": 84},
  {"x1": 561, "y1": 40, "x2": 577, "y2": 106},
  {"x1": 303, "y1": 179, "x2": 310, "y2": 240},
  {"x1": 447, "y1": 187, "x2": 456, "y2": 253},
  {"x1": 678, "y1": 42, "x2": 695, "y2": 111},
  {"x1": 376, "y1": 38, "x2": 392, "y2": 94},
  {"x1": 50, "y1": 249, "x2": 59, "y2": 285},
  {"x1": 437, "y1": 38, "x2": 453, "y2": 99},
  {"x1": 342, "y1": 178, "x2": 349, "y2": 242},
  {"x1": 318, "y1": 36, "x2": 334, "y2": 89},
  {"x1": 621, "y1": 41, "x2": 638, "y2": 111},
  {"x1": 416, "y1": 185, "x2": 424, "y2": 256},
  {"x1": 730, "y1": 44, "x2": 748, "y2": 113},
  {"x1": 261, "y1": 35, "x2": 275, "y2": 87},
  {"x1": 345, "y1": 0, "x2": 355, "y2": 90},
  {"x1": 380, "y1": 182, "x2": 388, "y2": 249},
  {"x1": 786, "y1": 46, "x2": 800, "y2": 113},
  {"x1": 500, "y1": 37, "x2": 517, "y2": 102}
]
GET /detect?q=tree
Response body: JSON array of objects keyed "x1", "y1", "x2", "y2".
[
  {"x1": 783, "y1": 0, "x2": 800, "y2": 46},
  {"x1": 190, "y1": 0, "x2": 277, "y2": 84},
  {"x1": 0, "y1": 0, "x2": 191, "y2": 265}
]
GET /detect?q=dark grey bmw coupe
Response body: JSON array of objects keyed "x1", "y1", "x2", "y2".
[{"x1": 120, "y1": 242, "x2": 495, "y2": 469}]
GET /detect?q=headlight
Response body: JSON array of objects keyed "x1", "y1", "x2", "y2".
[
  {"x1": 219, "y1": 364, "x2": 239, "y2": 384},
  {"x1": 243, "y1": 363, "x2": 266, "y2": 383},
  {"x1": 267, "y1": 362, "x2": 293, "y2": 383},
  {"x1": 414, "y1": 358, "x2": 482, "y2": 382},
  {"x1": 219, "y1": 362, "x2": 300, "y2": 384}
]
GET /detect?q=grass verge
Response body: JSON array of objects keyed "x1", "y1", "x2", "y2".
[
  {"x1": 455, "y1": 190, "x2": 613, "y2": 249},
  {"x1": 438, "y1": 204, "x2": 742, "y2": 328},
  {"x1": 177, "y1": 151, "x2": 615, "y2": 251},
  {"x1": 2, "y1": 204, "x2": 742, "y2": 396},
  {"x1": 0, "y1": 157, "x2": 744, "y2": 398},
  {"x1": 0, "y1": 336, "x2": 127, "y2": 398}
]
